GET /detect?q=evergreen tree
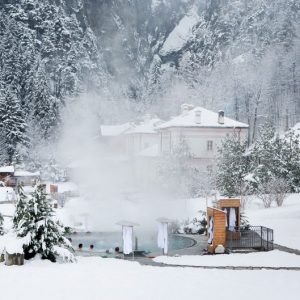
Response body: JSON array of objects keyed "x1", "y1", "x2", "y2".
[
  {"x1": 31, "y1": 67, "x2": 60, "y2": 140},
  {"x1": 250, "y1": 122, "x2": 278, "y2": 185},
  {"x1": 15, "y1": 183, "x2": 73, "y2": 262},
  {"x1": 13, "y1": 184, "x2": 28, "y2": 229},
  {"x1": 217, "y1": 134, "x2": 249, "y2": 197},
  {"x1": 0, "y1": 89, "x2": 29, "y2": 163},
  {"x1": 281, "y1": 128, "x2": 300, "y2": 190}
]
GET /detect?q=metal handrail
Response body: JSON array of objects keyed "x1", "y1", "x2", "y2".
[{"x1": 226, "y1": 225, "x2": 274, "y2": 251}]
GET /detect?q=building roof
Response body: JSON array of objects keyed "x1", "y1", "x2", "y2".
[
  {"x1": 14, "y1": 170, "x2": 40, "y2": 177},
  {"x1": 100, "y1": 123, "x2": 133, "y2": 137},
  {"x1": 0, "y1": 166, "x2": 14, "y2": 173},
  {"x1": 126, "y1": 118, "x2": 163, "y2": 134},
  {"x1": 158, "y1": 106, "x2": 249, "y2": 130}
]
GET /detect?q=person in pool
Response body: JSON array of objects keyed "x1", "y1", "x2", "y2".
[
  {"x1": 78, "y1": 243, "x2": 83, "y2": 251},
  {"x1": 114, "y1": 247, "x2": 123, "y2": 258},
  {"x1": 90, "y1": 245, "x2": 94, "y2": 251}
]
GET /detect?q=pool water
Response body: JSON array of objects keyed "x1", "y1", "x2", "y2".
[{"x1": 69, "y1": 232, "x2": 195, "y2": 253}]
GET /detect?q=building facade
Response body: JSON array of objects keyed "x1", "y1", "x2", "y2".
[{"x1": 158, "y1": 105, "x2": 249, "y2": 173}]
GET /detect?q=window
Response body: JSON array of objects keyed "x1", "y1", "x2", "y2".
[{"x1": 207, "y1": 140, "x2": 213, "y2": 151}]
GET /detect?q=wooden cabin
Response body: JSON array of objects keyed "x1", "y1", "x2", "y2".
[
  {"x1": 207, "y1": 207, "x2": 227, "y2": 254},
  {"x1": 207, "y1": 198, "x2": 241, "y2": 254},
  {"x1": 218, "y1": 198, "x2": 241, "y2": 240}
]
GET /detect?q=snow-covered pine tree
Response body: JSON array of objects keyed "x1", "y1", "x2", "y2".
[
  {"x1": 13, "y1": 184, "x2": 28, "y2": 229},
  {"x1": 250, "y1": 122, "x2": 277, "y2": 185},
  {"x1": 31, "y1": 67, "x2": 60, "y2": 140},
  {"x1": 281, "y1": 128, "x2": 300, "y2": 191},
  {"x1": 249, "y1": 122, "x2": 293, "y2": 206},
  {"x1": 0, "y1": 89, "x2": 29, "y2": 164},
  {"x1": 15, "y1": 183, "x2": 74, "y2": 262},
  {"x1": 217, "y1": 133, "x2": 249, "y2": 197}
]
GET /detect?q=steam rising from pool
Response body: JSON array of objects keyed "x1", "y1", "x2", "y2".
[{"x1": 57, "y1": 95, "x2": 203, "y2": 232}]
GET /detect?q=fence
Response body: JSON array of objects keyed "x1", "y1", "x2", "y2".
[{"x1": 226, "y1": 226, "x2": 274, "y2": 251}]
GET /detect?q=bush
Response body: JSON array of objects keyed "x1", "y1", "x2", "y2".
[
  {"x1": 256, "y1": 176, "x2": 289, "y2": 208},
  {"x1": 175, "y1": 213, "x2": 207, "y2": 235}
]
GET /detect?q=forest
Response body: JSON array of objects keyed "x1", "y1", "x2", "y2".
[{"x1": 0, "y1": 0, "x2": 299, "y2": 167}]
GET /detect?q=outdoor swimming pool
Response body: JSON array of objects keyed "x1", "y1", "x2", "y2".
[{"x1": 69, "y1": 232, "x2": 195, "y2": 253}]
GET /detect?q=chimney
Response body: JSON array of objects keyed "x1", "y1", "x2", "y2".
[
  {"x1": 195, "y1": 108, "x2": 201, "y2": 124},
  {"x1": 218, "y1": 110, "x2": 224, "y2": 124}
]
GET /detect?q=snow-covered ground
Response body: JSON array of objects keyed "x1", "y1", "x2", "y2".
[
  {"x1": 159, "y1": 6, "x2": 199, "y2": 55},
  {"x1": 0, "y1": 257, "x2": 299, "y2": 300},
  {"x1": 246, "y1": 194, "x2": 300, "y2": 250},
  {"x1": 1, "y1": 186, "x2": 300, "y2": 300},
  {"x1": 0, "y1": 186, "x2": 16, "y2": 203},
  {"x1": 154, "y1": 250, "x2": 300, "y2": 267}
]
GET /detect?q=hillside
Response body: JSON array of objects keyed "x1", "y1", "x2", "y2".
[{"x1": 0, "y1": 0, "x2": 299, "y2": 165}]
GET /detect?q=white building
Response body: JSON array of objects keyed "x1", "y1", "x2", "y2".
[
  {"x1": 158, "y1": 104, "x2": 249, "y2": 173},
  {"x1": 99, "y1": 123, "x2": 133, "y2": 155},
  {"x1": 125, "y1": 117, "x2": 164, "y2": 156}
]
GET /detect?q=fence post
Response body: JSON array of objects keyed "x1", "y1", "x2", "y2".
[{"x1": 260, "y1": 227, "x2": 263, "y2": 250}]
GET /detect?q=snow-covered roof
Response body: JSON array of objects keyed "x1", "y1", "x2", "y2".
[
  {"x1": 136, "y1": 144, "x2": 159, "y2": 157},
  {"x1": 158, "y1": 106, "x2": 249, "y2": 129},
  {"x1": 14, "y1": 170, "x2": 40, "y2": 177},
  {"x1": 0, "y1": 166, "x2": 14, "y2": 173},
  {"x1": 126, "y1": 118, "x2": 163, "y2": 134},
  {"x1": 100, "y1": 123, "x2": 133, "y2": 137},
  {"x1": 159, "y1": 6, "x2": 199, "y2": 56}
]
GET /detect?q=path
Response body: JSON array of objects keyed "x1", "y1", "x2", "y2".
[{"x1": 274, "y1": 243, "x2": 300, "y2": 255}]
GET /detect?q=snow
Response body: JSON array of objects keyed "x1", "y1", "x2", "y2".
[
  {"x1": 158, "y1": 106, "x2": 249, "y2": 129},
  {"x1": 244, "y1": 173, "x2": 256, "y2": 183},
  {"x1": 125, "y1": 118, "x2": 163, "y2": 134},
  {"x1": 151, "y1": 0, "x2": 163, "y2": 11},
  {"x1": 136, "y1": 144, "x2": 159, "y2": 157},
  {"x1": 0, "y1": 165, "x2": 14, "y2": 173},
  {"x1": 0, "y1": 203, "x2": 15, "y2": 217},
  {"x1": 159, "y1": 7, "x2": 200, "y2": 56},
  {"x1": 292, "y1": 122, "x2": 300, "y2": 131},
  {"x1": 0, "y1": 187, "x2": 16, "y2": 203},
  {"x1": 154, "y1": 250, "x2": 300, "y2": 267},
  {"x1": 53, "y1": 245, "x2": 76, "y2": 262},
  {"x1": 246, "y1": 194, "x2": 300, "y2": 250},
  {"x1": 100, "y1": 123, "x2": 133, "y2": 137},
  {"x1": 0, "y1": 232, "x2": 30, "y2": 254},
  {"x1": 0, "y1": 257, "x2": 299, "y2": 300},
  {"x1": 14, "y1": 170, "x2": 40, "y2": 177}
]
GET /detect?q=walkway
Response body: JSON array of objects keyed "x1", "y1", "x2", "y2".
[{"x1": 274, "y1": 243, "x2": 300, "y2": 256}]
